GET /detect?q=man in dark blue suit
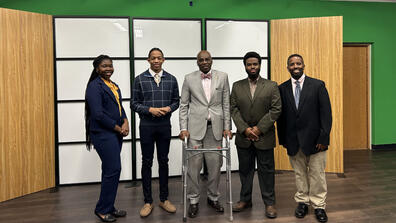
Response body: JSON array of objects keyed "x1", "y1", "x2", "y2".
[
  {"x1": 132, "y1": 48, "x2": 179, "y2": 217},
  {"x1": 277, "y1": 54, "x2": 332, "y2": 223}
]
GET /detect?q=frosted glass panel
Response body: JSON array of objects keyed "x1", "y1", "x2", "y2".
[
  {"x1": 57, "y1": 60, "x2": 131, "y2": 100},
  {"x1": 55, "y1": 18, "x2": 130, "y2": 58},
  {"x1": 133, "y1": 59, "x2": 196, "y2": 138},
  {"x1": 59, "y1": 142, "x2": 132, "y2": 184},
  {"x1": 133, "y1": 19, "x2": 201, "y2": 57},
  {"x1": 58, "y1": 102, "x2": 132, "y2": 142},
  {"x1": 58, "y1": 103, "x2": 85, "y2": 142},
  {"x1": 221, "y1": 137, "x2": 239, "y2": 171},
  {"x1": 206, "y1": 20, "x2": 268, "y2": 57}
]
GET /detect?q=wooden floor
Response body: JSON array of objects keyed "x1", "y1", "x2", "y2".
[{"x1": 1, "y1": 149, "x2": 396, "y2": 223}]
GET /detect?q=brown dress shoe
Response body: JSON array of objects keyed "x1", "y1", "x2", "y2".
[
  {"x1": 265, "y1": 205, "x2": 277, "y2": 219},
  {"x1": 140, "y1": 203, "x2": 153, "y2": 217},
  {"x1": 232, "y1": 201, "x2": 252, "y2": 212},
  {"x1": 159, "y1": 200, "x2": 176, "y2": 213}
]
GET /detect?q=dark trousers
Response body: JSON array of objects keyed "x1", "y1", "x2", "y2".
[
  {"x1": 91, "y1": 132, "x2": 122, "y2": 214},
  {"x1": 237, "y1": 145, "x2": 275, "y2": 206},
  {"x1": 140, "y1": 125, "x2": 171, "y2": 204}
]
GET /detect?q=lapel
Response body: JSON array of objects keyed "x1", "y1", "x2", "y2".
[
  {"x1": 209, "y1": 70, "x2": 218, "y2": 104},
  {"x1": 242, "y1": 78, "x2": 253, "y2": 102},
  {"x1": 99, "y1": 78, "x2": 118, "y2": 105},
  {"x1": 297, "y1": 76, "x2": 311, "y2": 111},
  {"x1": 194, "y1": 71, "x2": 209, "y2": 104},
  {"x1": 285, "y1": 79, "x2": 298, "y2": 114},
  {"x1": 252, "y1": 77, "x2": 265, "y2": 103}
]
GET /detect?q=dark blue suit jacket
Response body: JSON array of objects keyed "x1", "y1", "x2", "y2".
[
  {"x1": 86, "y1": 77, "x2": 127, "y2": 133},
  {"x1": 277, "y1": 76, "x2": 332, "y2": 156}
]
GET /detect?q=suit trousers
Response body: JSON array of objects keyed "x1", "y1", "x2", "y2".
[
  {"x1": 140, "y1": 125, "x2": 171, "y2": 204},
  {"x1": 237, "y1": 145, "x2": 275, "y2": 206},
  {"x1": 187, "y1": 125, "x2": 223, "y2": 204},
  {"x1": 289, "y1": 149, "x2": 327, "y2": 209},
  {"x1": 91, "y1": 132, "x2": 122, "y2": 214}
]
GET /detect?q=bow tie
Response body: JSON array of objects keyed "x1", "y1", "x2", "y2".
[{"x1": 201, "y1": 73, "x2": 211, "y2": 79}]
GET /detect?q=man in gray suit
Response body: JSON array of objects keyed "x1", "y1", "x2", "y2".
[
  {"x1": 179, "y1": 50, "x2": 232, "y2": 218},
  {"x1": 230, "y1": 52, "x2": 282, "y2": 219}
]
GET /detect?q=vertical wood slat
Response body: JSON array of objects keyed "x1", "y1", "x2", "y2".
[
  {"x1": 270, "y1": 16, "x2": 343, "y2": 173},
  {"x1": 0, "y1": 8, "x2": 55, "y2": 202}
]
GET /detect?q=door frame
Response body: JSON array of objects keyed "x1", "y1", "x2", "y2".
[{"x1": 343, "y1": 42, "x2": 372, "y2": 149}]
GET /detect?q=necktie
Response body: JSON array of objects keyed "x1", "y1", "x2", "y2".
[
  {"x1": 295, "y1": 80, "x2": 301, "y2": 108},
  {"x1": 201, "y1": 73, "x2": 211, "y2": 79},
  {"x1": 154, "y1": 73, "x2": 161, "y2": 87}
]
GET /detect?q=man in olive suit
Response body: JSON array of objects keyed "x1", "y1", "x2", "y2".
[{"x1": 230, "y1": 51, "x2": 281, "y2": 219}]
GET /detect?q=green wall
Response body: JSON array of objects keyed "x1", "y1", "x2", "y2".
[{"x1": 1, "y1": 0, "x2": 395, "y2": 145}]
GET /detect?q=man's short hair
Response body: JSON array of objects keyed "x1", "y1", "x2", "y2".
[
  {"x1": 243, "y1": 52, "x2": 261, "y2": 65},
  {"x1": 287, "y1": 54, "x2": 304, "y2": 65},
  {"x1": 148, "y1": 47, "x2": 164, "y2": 58}
]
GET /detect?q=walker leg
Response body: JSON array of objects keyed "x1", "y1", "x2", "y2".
[
  {"x1": 183, "y1": 156, "x2": 188, "y2": 222},
  {"x1": 227, "y1": 150, "x2": 233, "y2": 221}
]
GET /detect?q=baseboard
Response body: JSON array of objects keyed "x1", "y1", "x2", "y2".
[{"x1": 371, "y1": 144, "x2": 396, "y2": 150}]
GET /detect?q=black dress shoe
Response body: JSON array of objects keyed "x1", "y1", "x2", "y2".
[
  {"x1": 207, "y1": 198, "x2": 224, "y2": 212},
  {"x1": 314, "y1": 208, "x2": 328, "y2": 223},
  {"x1": 112, "y1": 209, "x2": 127, "y2": 217},
  {"x1": 95, "y1": 212, "x2": 117, "y2": 222},
  {"x1": 188, "y1": 203, "x2": 199, "y2": 218},
  {"x1": 295, "y1": 203, "x2": 308, "y2": 218}
]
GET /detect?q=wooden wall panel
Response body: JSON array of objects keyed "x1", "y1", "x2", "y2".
[
  {"x1": 271, "y1": 16, "x2": 343, "y2": 173},
  {"x1": 343, "y1": 45, "x2": 369, "y2": 150},
  {"x1": 0, "y1": 8, "x2": 54, "y2": 202}
]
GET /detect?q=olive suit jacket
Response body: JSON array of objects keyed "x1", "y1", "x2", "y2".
[{"x1": 231, "y1": 77, "x2": 282, "y2": 150}]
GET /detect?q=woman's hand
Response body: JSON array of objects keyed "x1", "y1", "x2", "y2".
[{"x1": 120, "y1": 119, "x2": 129, "y2": 137}]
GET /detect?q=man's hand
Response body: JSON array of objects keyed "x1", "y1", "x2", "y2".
[
  {"x1": 316, "y1": 144, "x2": 328, "y2": 151},
  {"x1": 149, "y1": 107, "x2": 166, "y2": 117},
  {"x1": 251, "y1": 126, "x2": 261, "y2": 137},
  {"x1": 159, "y1": 106, "x2": 171, "y2": 115},
  {"x1": 179, "y1": 130, "x2": 190, "y2": 140},
  {"x1": 244, "y1": 127, "x2": 259, "y2": 141},
  {"x1": 223, "y1": 130, "x2": 233, "y2": 139}
]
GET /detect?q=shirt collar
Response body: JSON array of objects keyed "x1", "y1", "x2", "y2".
[
  {"x1": 149, "y1": 68, "x2": 163, "y2": 77},
  {"x1": 248, "y1": 75, "x2": 260, "y2": 84},
  {"x1": 292, "y1": 74, "x2": 306, "y2": 84}
]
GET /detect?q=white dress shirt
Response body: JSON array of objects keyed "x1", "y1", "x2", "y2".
[
  {"x1": 291, "y1": 74, "x2": 306, "y2": 97},
  {"x1": 149, "y1": 68, "x2": 163, "y2": 77}
]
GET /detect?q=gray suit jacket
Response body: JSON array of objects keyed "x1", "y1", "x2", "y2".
[
  {"x1": 231, "y1": 77, "x2": 281, "y2": 150},
  {"x1": 179, "y1": 70, "x2": 231, "y2": 141}
]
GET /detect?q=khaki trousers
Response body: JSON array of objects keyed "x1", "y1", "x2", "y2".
[{"x1": 289, "y1": 149, "x2": 327, "y2": 209}]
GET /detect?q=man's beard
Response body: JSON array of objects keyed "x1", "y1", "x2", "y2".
[{"x1": 247, "y1": 69, "x2": 260, "y2": 80}]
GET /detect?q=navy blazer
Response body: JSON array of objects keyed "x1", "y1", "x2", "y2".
[
  {"x1": 277, "y1": 76, "x2": 332, "y2": 156},
  {"x1": 86, "y1": 77, "x2": 127, "y2": 133}
]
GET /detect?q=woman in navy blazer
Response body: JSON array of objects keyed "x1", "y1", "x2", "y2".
[{"x1": 85, "y1": 55, "x2": 129, "y2": 222}]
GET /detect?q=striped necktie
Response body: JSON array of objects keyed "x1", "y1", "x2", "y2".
[
  {"x1": 154, "y1": 73, "x2": 161, "y2": 87},
  {"x1": 295, "y1": 80, "x2": 301, "y2": 108}
]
